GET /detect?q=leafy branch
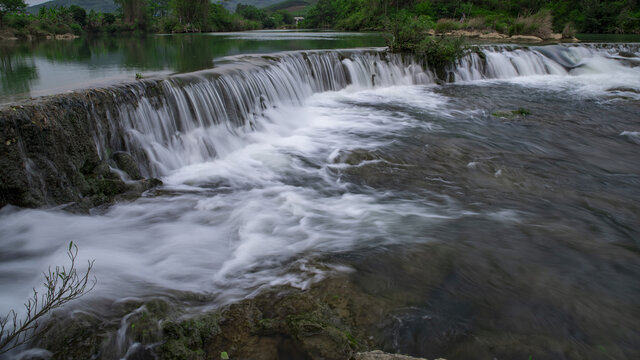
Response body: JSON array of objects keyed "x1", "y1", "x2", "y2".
[{"x1": 0, "y1": 242, "x2": 96, "y2": 354}]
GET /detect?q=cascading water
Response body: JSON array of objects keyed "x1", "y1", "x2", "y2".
[
  {"x1": 1, "y1": 42, "x2": 639, "y2": 359},
  {"x1": 86, "y1": 44, "x2": 640, "y2": 179}
]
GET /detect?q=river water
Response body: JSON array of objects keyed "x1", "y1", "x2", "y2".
[{"x1": 0, "y1": 34, "x2": 639, "y2": 359}]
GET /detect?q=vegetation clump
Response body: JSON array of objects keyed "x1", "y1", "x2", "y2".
[
  {"x1": 492, "y1": 107, "x2": 532, "y2": 118},
  {"x1": 386, "y1": 11, "x2": 466, "y2": 69}
]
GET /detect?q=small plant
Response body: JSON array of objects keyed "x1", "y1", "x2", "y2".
[
  {"x1": 221, "y1": 351, "x2": 230, "y2": 359},
  {"x1": 135, "y1": 73, "x2": 144, "y2": 80},
  {"x1": 492, "y1": 108, "x2": 532, "y2": 118},
  {"x1": 0, "y1": 242, "x2": 96, "y2": 354},
  {"x1": 514, "y1": 107, "x2": 532, "y2": 116},
  {"x1": 562, "y1": 23, "x2": 576, "y2": 39}
]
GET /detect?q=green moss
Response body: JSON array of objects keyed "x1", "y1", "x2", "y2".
[
  {"x1": 156, "y1": 313, "x2": 221, "y2": 360},
  {"x1": 492, "y1": 108, "x2": 532, "y2": 118}
]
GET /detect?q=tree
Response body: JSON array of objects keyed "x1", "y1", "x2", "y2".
[
  {"x1": 115, "y1": 0, "x2": 148, "y2": 26},
  {"x1": 173, "y1": 0, "x2": 209, "y2": 26},
  {"x1": 0, "y1": 242, "x2": 95, "y2": 354},
  {"x1": 147, "y1": 0, "x2": 170, "y2": 17},
  {"x1": 0, "y1": 0, "x2": 26, "y2": 28},
  {"x1": 305, "y1": 0, "x2": 338, "y2": 28},
  {"x1": 69, "y1": 5, "x2": 87, "y2": 26}
]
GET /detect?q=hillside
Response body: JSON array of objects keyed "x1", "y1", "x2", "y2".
[
  {"x1": 265, "y1": 0, "x2": 317, "y2": 13},
  {"x1": 221, "y1": 0, "x2": 284, "y2": 11},
  {"x1": 27, "y1": 0, "x2": 117, "y2": 14},
  {"x1": 25, "y1": 1, "x2": 309, "y2": 15}
]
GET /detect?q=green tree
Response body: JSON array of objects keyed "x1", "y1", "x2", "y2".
[
  {"x1": 69, "y1": 5, "x2": 87, "y2": 26},
  {"x1": 148, "y1": 0, "x2": 170, "y2": 17},
  {"x1": 172, "y1": 0, "x2": 209, "y2": 26},
  {"x1": 115, "y1": 0, "x2": 148, "y2": 26},
  {"x1": 305, "y1": 0, "x2": 338, "y2": 28},
  {"x1": 0, "y1": 0, "x2": 26, "y2": 28}
]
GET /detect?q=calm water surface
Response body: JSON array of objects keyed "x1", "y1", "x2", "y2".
[{"x1": 0, "y1": 30, "x2": 383, "y2": 104}]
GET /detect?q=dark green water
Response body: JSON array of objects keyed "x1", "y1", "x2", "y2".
[
  {"x1": 0, "y1": 30, "x2": 384, "y2": 104},
  {"x1": 577, "y1": 33, "x2": 640, "y2": 42}
]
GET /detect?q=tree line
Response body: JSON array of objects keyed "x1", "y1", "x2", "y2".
[
  {"x1": 0, "y1": 0, "x2": 297, "y2": 38},
  {"x1": 303, "y1": 0, "x2": 640, "y2": 34},
  {"x1": 2, "y1": 0, "x2": 639, "y2": 38}
]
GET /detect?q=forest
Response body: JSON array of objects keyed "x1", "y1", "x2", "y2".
[
  {"x1": 1, "y1": 0, "x2": 639, "y2": 40},
  {"x1": 305, "y1": 0, "x2": 640, "y2": 34}
]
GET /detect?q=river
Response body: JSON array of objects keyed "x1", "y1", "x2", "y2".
[{"x1": 0, "y1": 32, "x2": 639, "y2": 359}]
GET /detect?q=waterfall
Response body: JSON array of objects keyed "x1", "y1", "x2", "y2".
[{"x1": 39, "y1": 43, "x2": 640, "y2": 180}]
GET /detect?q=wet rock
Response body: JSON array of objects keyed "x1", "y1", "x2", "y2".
[
  {"x1": 333, "y1": 149, "x2": 385, "y2": 166},
  {"x1": 0, "y1": 89, "x2": 164, "y2": 211},
  {"x1": 112, "y1": 151, "x2": 143, "y2": 180},
  {"x1": 36, "y1": 298, "x2": 173, "y2": 360},
  {"x1": 607, "y1": 87, "x2": 640, "y2": 94},
  {"x1": 617, "y1": 51, "x2": 636, "y2": 58},
  {"x1": 354, "y1": 351, "x2": 431, "y2": 360},
  {"x1": 158, "y1": 313, "x2": 221, "y2": 360}
]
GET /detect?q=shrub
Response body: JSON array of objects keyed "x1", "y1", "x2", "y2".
[
  {"x1": 102, "y1": 13, "x2": 116, "y2": 26},
  {"x1": 512, "y1": 10, "x2": 553, "y2": 39},
  {"x1": 464, "y1": 17, "x2": 487, "y2": 30},
  {"x1": 54, "y1": 23, "x2": 71, "y2": 35},
  {"x1": 0, "y1": 243, "x2": 95, "y2": 354},
  {"x1": 413, "y1": 36, "x2": 467, "y2": 68},
  {"x1": 435, "y1": 18, "x2": 462, "y2": 33},
  {"x1": 70, "y1": 23, "x2": 82, "y2": 35},
  {"x1": 562, "y1": 23, "x2": 576, "y2": 38},
  {"x1": 6, "y1": 13, "x2": 30, "y2": 29},
  {"x1": 386, "y1": 11, "x2": 432, "y2": 52},
  {"x1": 387, "y1": 14, "x2": 466, "y2": 70},
  {"x1": 159, "y1": 16, "x2": 179, "y2": 33}
]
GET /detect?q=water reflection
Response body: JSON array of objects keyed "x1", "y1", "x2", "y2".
[
  {"x1": 0, "y1": 31, "x2": 384, "y2": 103},
  {"x1": 0, "y1": 51, "x2": 39, "y2": 101}
]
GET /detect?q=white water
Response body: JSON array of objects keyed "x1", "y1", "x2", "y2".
[
  {"x1": 0, "y1": 85, "x2": 460, "y2": 317},
  {"x1": 1, "y1": 43, "x2": 639, "y2": 335}
]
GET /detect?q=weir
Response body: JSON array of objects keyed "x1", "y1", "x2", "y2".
[{"x1": 0, "y1": 43, "x2": 638, "y2": 208}]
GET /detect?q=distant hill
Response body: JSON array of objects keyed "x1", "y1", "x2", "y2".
[
  {"x1": 221, "y1": 0, "x2": 284, "y2": 11},
  {"x1": 265, "y1": 0, "x2": 317, "y2": 13},
  {"x1": 27, "y1": 0, "x2": 117, "y2": 14},
  {"x1": 25, "y1": 0, "x2": 311, "y2": 15}
]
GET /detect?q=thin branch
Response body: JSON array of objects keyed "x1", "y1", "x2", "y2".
[{"x1": 0, "y1": 242, "x2": 96, "y2": 354}]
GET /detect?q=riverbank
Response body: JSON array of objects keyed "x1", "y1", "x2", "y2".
[{"x1": 431, "y1": 29, "x2": 579, "y2": 43}]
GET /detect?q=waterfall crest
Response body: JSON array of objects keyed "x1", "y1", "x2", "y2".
[{"x1": 89, "y1": 43, "x2": 638, "y2": 178}]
